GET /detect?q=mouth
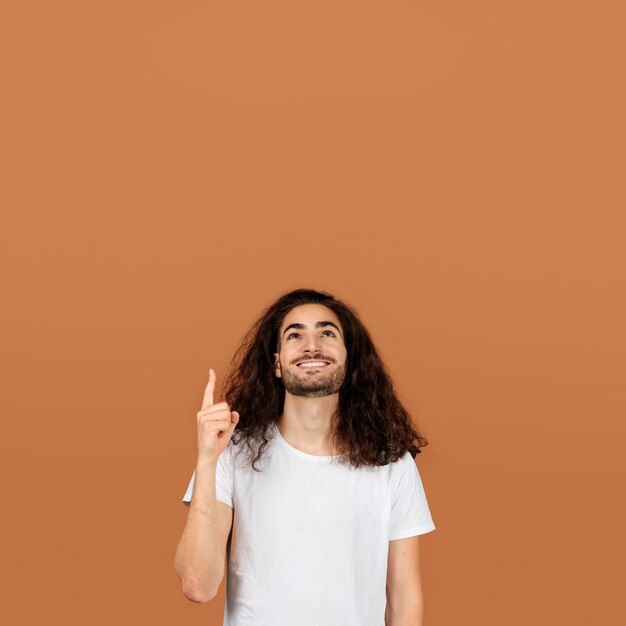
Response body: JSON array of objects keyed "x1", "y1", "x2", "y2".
[{"x1": 296, "y1": 360, "x2": 331, "y2": 369}]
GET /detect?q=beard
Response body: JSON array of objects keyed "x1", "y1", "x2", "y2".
[{"x1": 280, "y1": 361, "x2": 347, "y2": 397}]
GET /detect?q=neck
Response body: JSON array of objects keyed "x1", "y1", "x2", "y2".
[{"x1": 276, "y1": 392, "x2": 341, "y2": 456}]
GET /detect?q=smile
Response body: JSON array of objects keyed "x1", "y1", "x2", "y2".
[{"x1": 297, "y1": 361, "x2": 330, "y2": 368}]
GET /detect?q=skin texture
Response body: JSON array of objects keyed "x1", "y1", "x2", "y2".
[
  {"x1": 385, "y1": 535, "x2": 424, "y2": 625},
  {"x1": 273, "y1": 303, "x2": 348, "y2": 456}
]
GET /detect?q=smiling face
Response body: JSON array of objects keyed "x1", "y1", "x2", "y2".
[{"x1": 274, "y1": 303, "x2": 348, "y2": 398}]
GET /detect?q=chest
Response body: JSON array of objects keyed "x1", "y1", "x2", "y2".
[{"x1": 232, "y1": 463, "x2": 392, "y2": 550}]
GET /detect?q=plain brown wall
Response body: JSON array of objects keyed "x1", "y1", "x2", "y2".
[{"x1": 2, "y1": 2, "x2": 624, "y2": 625}]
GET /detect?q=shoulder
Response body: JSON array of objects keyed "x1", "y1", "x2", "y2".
[{"x1": 391, "y1": 450, "x2": 416, "y2": 472}]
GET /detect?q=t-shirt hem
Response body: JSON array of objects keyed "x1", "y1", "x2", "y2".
[
  {"x1": 216, "y1": 494, "x2": 234, "y2": 508},
  {"x1": 389, "y1": 523, "x2": 436, "y2": 540},
  {"x1": 180, "y1": 493, "x2": 233, "y2": 508}
]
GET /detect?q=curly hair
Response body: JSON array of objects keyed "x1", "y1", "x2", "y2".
[{"x1": 221, "y1": 288, "x2": 429, "y2": 471}]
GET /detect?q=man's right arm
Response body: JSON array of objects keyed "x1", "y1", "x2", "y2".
[{"x1": 174, "y1": 459, "x2": 234, "y2": 603}]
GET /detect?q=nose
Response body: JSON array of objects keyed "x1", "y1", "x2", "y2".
[{"x1": 303, "y1": 335, "x2": 323, "y2": 353}]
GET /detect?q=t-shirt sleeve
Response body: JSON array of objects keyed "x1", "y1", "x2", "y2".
[
  {"x1": 181, "y1": 444, "x2": 233, "y2": 508},
  {"x1": 388, "y1": 452, "x2": 436, "y2": 540}
]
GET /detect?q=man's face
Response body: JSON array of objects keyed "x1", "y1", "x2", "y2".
[{"x1": 274, "y1": 303, "x2": 347, "y2": 398}]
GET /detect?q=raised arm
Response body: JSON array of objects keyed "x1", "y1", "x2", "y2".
[{"x1": 174, "y1": 369, "x2": 240, "y2": 602}]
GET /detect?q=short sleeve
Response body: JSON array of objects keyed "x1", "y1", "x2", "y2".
[
  {"x1": 388, "y1": 452, "x2": 436, "y2": 540},
  {"x1": 181, "y1": 444, "x2": 233, "y2": 508}
]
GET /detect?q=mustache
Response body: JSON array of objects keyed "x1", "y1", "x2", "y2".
[{"x1": 293, "y1": 356, "x2": 334, "y2": 365}]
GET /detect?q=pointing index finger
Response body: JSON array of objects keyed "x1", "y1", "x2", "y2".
[{"x1": 201, "y1": 368, "x2": 215, "y2": 409}]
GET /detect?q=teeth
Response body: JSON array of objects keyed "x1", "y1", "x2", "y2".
[{"x1": 298, "y1": 362, "x2": 327, "y2": 367}]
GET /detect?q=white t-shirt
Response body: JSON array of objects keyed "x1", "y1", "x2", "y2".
[{"x1": 181, "y1": 422, "x2": 435, "y2": 626}]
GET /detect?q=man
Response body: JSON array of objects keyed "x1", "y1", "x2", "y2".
[{"x1": 174, "y1": 288, "x2": 436, "y2": 626}]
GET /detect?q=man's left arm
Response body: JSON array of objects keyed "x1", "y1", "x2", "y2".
[{"x1": 385, "y1": 535, "x2": 424, "y2": 626}]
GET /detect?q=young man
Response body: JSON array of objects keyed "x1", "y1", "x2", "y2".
[{"x1": 175, "y1": 288, "x2": 436, "y2": 626}]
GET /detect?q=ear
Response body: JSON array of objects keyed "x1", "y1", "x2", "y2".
[{"x1": 273, "y1": 352, "x2": 282, "y2": 378}]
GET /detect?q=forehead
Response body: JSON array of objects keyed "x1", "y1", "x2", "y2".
[{"x1": 280, "y1": 303, "x2": 341, "y2": 330}]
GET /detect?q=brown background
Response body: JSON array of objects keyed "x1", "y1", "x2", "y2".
[{"x1": 2, "y1": 1, "x2": 625, "y2": 625}]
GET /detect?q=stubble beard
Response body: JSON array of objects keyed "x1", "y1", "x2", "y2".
[{"x1": 280, "y1": 362, "x2": 347, "y2": 398}]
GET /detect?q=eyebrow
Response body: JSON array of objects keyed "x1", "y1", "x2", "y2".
[{"x1": 282, "y1": 321, "x2": 342, "y2": 338}]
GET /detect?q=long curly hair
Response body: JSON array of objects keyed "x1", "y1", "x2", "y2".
[{"x1": 221, "y1": 288, "x2": 429, "y2": 471}]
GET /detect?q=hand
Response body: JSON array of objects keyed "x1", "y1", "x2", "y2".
[{"x1": 196, "y1": 368, "x2": 240, "y2": 464}]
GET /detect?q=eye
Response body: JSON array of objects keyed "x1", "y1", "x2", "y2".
[{"x1": 287, "y1": 330, "x2": 336, "y2": 340}]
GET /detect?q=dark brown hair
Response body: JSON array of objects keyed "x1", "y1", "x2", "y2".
[{"x1": 222, "y1": 288, "x2": 429, "y2": 471}]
